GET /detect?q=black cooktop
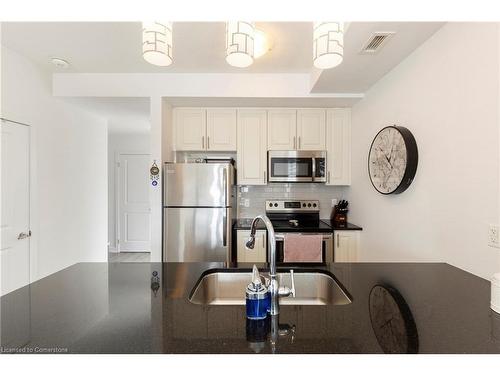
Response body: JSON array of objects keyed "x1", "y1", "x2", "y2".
[{"x1": 269, "y1": 218, "x2": 332, "y2": 233}]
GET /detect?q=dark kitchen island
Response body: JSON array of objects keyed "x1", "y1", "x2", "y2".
[{"x1": 1, "y1": 262, "x2": 499, "y2": 354}]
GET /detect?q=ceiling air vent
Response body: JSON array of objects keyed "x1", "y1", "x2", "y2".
[{"x1": 360, "y1": 32, "x2": 395, "y2": 54}]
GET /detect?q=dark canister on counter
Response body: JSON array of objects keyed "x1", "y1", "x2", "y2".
[{"x1": 332, "y1": 200, "x2": 349, "y2": 227}]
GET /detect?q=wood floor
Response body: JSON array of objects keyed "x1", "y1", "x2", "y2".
[{"x1": 108, "y1": 252, "x2": 151, "y2": 263}]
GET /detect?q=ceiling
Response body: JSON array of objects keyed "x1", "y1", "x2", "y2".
[
  {"x1": 1, "y1": 21, "x2": 444, "y2": 133},
  {"x1": 311, "y1": 22, "x2": 444, "y2": 92},
  {"x1": 1, "y1": 22, "x2": 314, "y2": 73},
  {"x1": 2, "y1": 22, "x2": 443, "y2": 83}
]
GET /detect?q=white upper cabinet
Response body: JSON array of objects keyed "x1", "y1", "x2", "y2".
[
  {"x1": 206, "y1": 109, "x2": 237, "y2": 151},
  {"x1": 267, "y1": 109, "x2": 297, "y2": 150},
  {"x1": 174, "y1": 108, "x2": 206, "y2": 151},
  {"x1": 296, "y1": 109, "x2": 326, "y2": 150},
  {"x1": 175, "y1": 108, "x2": 237, "y2": 151},
  {"x1": 326, "y1": 108, "x2": 351, "y2": 185},
  {"x1": 237, "y1": 109, "x2": 267, "y2": 185},
  {"x1": 268, "y1": 109, "x2": 326, "y2": 151}
]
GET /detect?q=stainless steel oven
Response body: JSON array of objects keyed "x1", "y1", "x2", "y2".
[
  {"x1": 268, "y1": 151, "x2": 326, "y2": 183},
  {"x1": 274, "y1": 233, "x2": 333, "y2": 264}
]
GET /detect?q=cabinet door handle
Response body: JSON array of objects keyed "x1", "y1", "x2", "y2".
[
  {"x1": 202, "y1": 136, "x2": 205, "y2": 149},
  {"x1": 336, "y1": 233, "x2": 339, "y2": 248},
  {"x1": 298, "y1": 136, "x2": 301, "y2": 149},
  {"x1": 328, "y1": 171, "x2": 331, "y2": 184},
  {"x1": 262, "y1": 234, "x2": 265, "y2": 249},
  {"x1": 207, "y1": 136, "x2": 210, "y2": 150},
  {"x1": 293, "y1": 136, "x2": 296, "y2": 149},
  {"x1": 264, "y1": 170, "x2": 267, "y2": 183}
]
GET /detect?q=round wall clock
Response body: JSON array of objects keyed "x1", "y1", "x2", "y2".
[
  {"x1": 369, "y1": 285, "x2": 419, "y2": 354},
  {"x1": 368, "y1": 125, "x2": 418, "y2": 194}
]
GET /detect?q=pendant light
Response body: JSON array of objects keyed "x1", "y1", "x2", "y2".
[
  {"x1": 313, "y1": 22, "x2": 344, "y2": 69},
  {"x1": 142, "y1": 22, "x2": 173, "y2": 66},
  {"x1": 225, "y1": 21, "x2": 255, "y2": 68}
]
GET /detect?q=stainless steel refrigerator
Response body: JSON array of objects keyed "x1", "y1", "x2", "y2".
[{"x1": 163, "y1": 162, "x2": 235, "y2": 262}]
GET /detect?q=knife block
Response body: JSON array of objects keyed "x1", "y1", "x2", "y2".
[{"x1": 332, "y1": 205, "x2": 348, "y2": 227}]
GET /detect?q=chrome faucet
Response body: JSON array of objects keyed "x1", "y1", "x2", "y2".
[{"x1": 246, "y1": 215, "x2": 295, "y2": 315}]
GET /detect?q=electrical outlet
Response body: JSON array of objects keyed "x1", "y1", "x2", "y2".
[
  {"x1": 331, "y1": 198, "x2": 338, "y2": 207},
  {"x1": 488, "y1": 224, "x2": 500, "y2": 248},
  {"x1": 244, "y1": 199, "x2": 250, "y2": 208}
]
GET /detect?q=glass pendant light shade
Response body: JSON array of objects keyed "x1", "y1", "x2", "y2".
[
  {"x1": 226, "y1": 21, "x2": 255, "y2": 68},
  {"x1": 313, "y1": 22, "x2": 344, "y2": 69},
  {"x1": 142, "y1": 22, "x2": 173, "y2": 66}
]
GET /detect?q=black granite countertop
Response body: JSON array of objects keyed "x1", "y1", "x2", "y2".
[
  {"x1": 324, "y1": 221, "x2": 363, "y2": 231},
  {"x1": 234, "y1": 219, "x2": 362, "y2": 231},
  {"x1": 1, "y1": 262, "x2": 499, "y2": 354}
]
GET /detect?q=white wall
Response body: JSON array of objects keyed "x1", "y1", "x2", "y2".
[
  {"x1": 1, "y1": 46, "x2": 108, "y2": 280},
  {"x1": 108, "y1": 132, "x2": 150, "y2": 251},
  {"x1": 349, "y1": 23, "x2": 500, "y2": 280}
]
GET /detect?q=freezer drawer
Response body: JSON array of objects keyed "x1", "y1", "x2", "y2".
[
  {"x1": 163, "y1": 207, "x2": 231, "y2": 262},
  {"x1": 164, "y1": 163, "x2": 234, "y2": 207}
]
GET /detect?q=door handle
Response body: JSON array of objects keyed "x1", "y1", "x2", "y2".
[
  {"x1": 293, "y1": 136, "x2": 296, "y2": 149},
  {"x1": 18, "y1": 231, "x2": 31, "y2": 240},
  {"x1": 207, "y1": 136, "x2": 210, "y2": 150},
  {"x1": 222, "y1": 210, "x2": 227, "y2": 247},
  {"x1": 202, "y1": 136, "x2": 205, "y2": 149}
]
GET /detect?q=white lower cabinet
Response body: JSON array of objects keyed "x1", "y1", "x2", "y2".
[
  {"x1": 334, "y1": 231, "x2": 360, "y2": 262},
  {"x1": 237, "y1": 230, "x2": 267, "y2": 263}
]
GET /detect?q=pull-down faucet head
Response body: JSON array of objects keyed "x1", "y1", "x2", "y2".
[{"x1": 245, "y1": 235, "x2": 256, "y2": 249}]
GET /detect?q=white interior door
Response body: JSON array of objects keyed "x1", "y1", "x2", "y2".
[
  {"x1": 1, "y1": 120, "x2": 31, "y2": 296},
  {"x1": 118, "y1": 153, "x2": 151, "y2": 252}
]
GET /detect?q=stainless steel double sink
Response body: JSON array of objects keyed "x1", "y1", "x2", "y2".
[{"x1": 189, "y1": 269, "x2": 352, "y2": 306}]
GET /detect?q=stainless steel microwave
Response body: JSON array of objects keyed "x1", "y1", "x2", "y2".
[{"x1": 268, "y1": 151, "x2": 326, "y2": 183}]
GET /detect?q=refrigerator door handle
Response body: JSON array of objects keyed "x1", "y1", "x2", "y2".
[
  {"x1": 222, "y1": 209, "x2": 227, "y2": 247},
  {"x1": 223, "y1": 167, "x2": 228, "y2": 206}
]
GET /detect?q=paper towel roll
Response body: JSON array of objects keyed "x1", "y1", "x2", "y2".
[{"x1": 491, "y1": 273, "x2": 500, "y2": 314}]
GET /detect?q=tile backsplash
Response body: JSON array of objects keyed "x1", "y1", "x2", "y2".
[{"x1": 237, "y1": 183, "x2": 349, "y2": 219}]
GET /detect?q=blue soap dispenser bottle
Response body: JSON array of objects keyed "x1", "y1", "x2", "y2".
[{"x1": 246, "y1": 265, "x2": 270, "y2": 320}]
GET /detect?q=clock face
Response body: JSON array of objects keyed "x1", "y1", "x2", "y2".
[{"x1": 368, "y1": 126, "x2": 416, "y2": 194}]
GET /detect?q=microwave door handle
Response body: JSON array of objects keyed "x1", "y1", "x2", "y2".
[{"x1": 312, "y1": 158, "x2": 316, "y2": 182}]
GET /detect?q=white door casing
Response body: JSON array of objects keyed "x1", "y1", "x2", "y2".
[
  {"x1": 1, "y1": 120, "x2": 31, "y2": 296},
  {"x1": 117, "y1": 153, "x2": 151, "y2": 252}
]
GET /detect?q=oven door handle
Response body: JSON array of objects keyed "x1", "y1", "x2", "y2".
[{"x1": 274, "y1": 233, "x2": 333, "y2": 241}]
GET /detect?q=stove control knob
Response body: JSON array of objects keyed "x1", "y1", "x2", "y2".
[
  {"x1": 274, "y1": 203, "x2": 278, "y2": 207},
  {"x1": 313, "y1": 203, "x2": 317, "y2": 208},
  {"x1": 269, "y1": 203, "x2": 273, "y2": 207},
  {"x1": 302, "y1": 203, "x2": 306, "y2": 207},
  {"x1": 307, "y1": 203, "x2": 312, "y2": 207}
]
